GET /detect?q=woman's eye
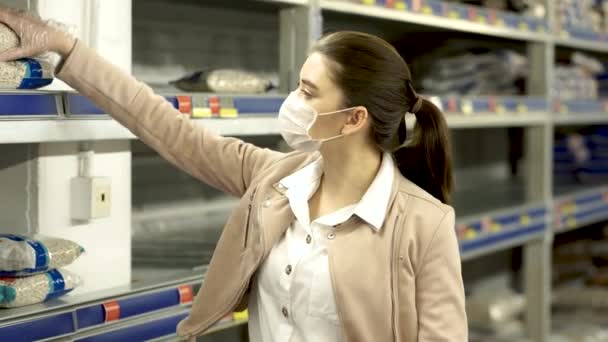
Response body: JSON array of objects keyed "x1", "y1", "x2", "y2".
[{"x1": 299, "y1": 87, "x2": 313, "y2": 98}]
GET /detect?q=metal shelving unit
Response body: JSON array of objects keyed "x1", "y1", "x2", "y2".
[{"x1": 2, "y1": 0, "x2": 608, "y2": 341}]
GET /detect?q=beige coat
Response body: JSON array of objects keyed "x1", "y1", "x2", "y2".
[{"x1": 57, "y1": 41, "x2": 468, "y2": 342}]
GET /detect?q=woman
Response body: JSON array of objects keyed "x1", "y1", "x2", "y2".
[{"x1": 0, "y1": 8, "x2": 467, "y2": 341}]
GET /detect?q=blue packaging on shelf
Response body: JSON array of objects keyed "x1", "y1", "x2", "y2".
[
  {"x1": 0, "y1": 93, "x2": 59, "y2": 117},
  {"x1": 563, "y1": 99, "x2": 603, "y2": 113},
  {"x1": 16, "y1": 59, "x2": 54, "y2": 90}
]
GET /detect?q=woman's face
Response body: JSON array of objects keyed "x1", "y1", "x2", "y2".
[{"x1": 297, "y1": 52, "x2": 349, "y2": 140}]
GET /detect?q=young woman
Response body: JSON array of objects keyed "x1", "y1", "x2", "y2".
[{"x1": 0, "y1": 8, "x2": 467, "y2": 341}]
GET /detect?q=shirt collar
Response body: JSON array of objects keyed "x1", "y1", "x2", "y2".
[
  {"x1": 353, "y1": 153, "x2": 395, "y2": 231},
  {"x1": 278, "y1": 152, "x2": 395, "y2": 231}
]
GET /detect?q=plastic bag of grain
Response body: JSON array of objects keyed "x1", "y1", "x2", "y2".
[
  {"x1": 0, "y1": 23, "x2": 54, "y2": 89},
  {"x1": 0, "y1": 234, "x2": 85, "y2": 276},
  {"x1": 0, "y1": 268, "x2": 81, "y2": 308}
]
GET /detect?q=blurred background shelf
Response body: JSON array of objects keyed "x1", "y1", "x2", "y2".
[{"x1": 320, "y1": 0, "x2": 547, "y2": 42}]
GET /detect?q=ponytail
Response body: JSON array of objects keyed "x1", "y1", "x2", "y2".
[{"x1": 393, "y1": 98, "x2": 454, "y2": 204}]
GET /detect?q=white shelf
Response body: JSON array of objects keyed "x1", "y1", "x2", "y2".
[
  {"x1": 0, "y1": 117, "x2": 280, "y2": 144},
  {"x1": 552, "y1": 113, "x2": 608, "y2": 125},
  {"x1": 260, "y1": 0, "x2": 309, "y2": 5},
  {"x1": 553, "y1": 36, "x2": 608, "y2": 54},
  {"x1": 446, "y1": 113, "x2": 548, "y2": 128},
  {"x1": 320, "y1": 0, "x2": 547, "y2": 42}
]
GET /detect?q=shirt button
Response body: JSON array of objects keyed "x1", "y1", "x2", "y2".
[
  {"x1": 282, "y1": 307, "x2": 289, "y2": 318},
  {"x1": 262, "y1": 200, "x2": 271, "y2": 208},
  {"x1": 327, "y1": 233, "x2": 336, "y2": 240},
  {"x1": 285, "y1": 265, "x2": 292, "y2": 275},
  {"x1": 306, "y1": 235, "x2": 312, "y2": 244}
]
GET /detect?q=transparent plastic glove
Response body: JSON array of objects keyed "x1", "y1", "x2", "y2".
[{"x1": 0, "y1": 6, "x2": 75, "y2": 62}]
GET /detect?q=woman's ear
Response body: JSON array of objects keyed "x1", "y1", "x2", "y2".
[{"x1": 342, "y1": 106, "x2": 369, "y2": 135}]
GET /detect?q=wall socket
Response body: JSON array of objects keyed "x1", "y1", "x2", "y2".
[{"x1": 71, "y1": 177, "x2": 112, "y2": 221}]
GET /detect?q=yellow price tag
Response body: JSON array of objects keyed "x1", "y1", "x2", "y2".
[
  {"x1": 362, "y1": 0, "x2": 375, "y2": 5},
  {"x1": 192, "y1": 107, "x2": 212, "y2": 118},
  {"x1": 496, "y1": 104, "x2": 506, "y2": 114},
  {"x1": 517, "y1": 103, "x2": 528, "y2": 113},
  {"x1": 567, "y1": 217, "x2": 577, "y2": 228},
  {"x1": 477, "y1": 16, "x2": 486, "y2": 24},
  {"x1": 422, "y1": 6, "x2": 432, "y2": 14},
  {"x1": 233, "y1": 309, "x2": 249, "y2": 321},
  {"x1": 220, "y1": 108, "x2": 239, "y2": 118},
  {"x1": 395, "y1": 2, "x2": 406, "y2": 10},
  {"x1": 520, "y1": 215, "x2": 531, "y2": 226},
  {"x1": 448, "y1": 11, "x2": 459, "y2": 19},
  {"x1": 490, "y1": 223, "x2": 502, "y2": 232},
  {"x1": 465, "y1": 229, "x2": 477, "y2": 240},
  {"x1": 518, "y1": 22, "x2": 529, "y2": 31},
  {"x1": 563, "y1": 204, "x2": 577, "y2": 215}
]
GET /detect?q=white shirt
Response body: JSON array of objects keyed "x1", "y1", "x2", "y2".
[{"x1": 248, "y1": 152, "x2": 395, "y2": 342}]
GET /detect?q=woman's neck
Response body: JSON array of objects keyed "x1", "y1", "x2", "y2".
[{"x1": 308, "y1": 143, "x2": 382, "y2": 221}]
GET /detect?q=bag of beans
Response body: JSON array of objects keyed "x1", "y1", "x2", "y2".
[
  {"x1": 0, "y1": 269, "x2": 81, "y2": 308},
  {"x1": 0, "y1": 234, "x2": 85, "y2": 276},
  {"x1": 0, "y1": 23, "x2": 54, "y2": 89}
]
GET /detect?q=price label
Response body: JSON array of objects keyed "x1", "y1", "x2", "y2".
[
  {"x1": 477, "y1": 16, "x2": 486, "y2": 24},
  {"x1": 520, "y1": 215, "x2": 531, "y2": 226},
  {"x1": 220, "y1": 108, "x2": 238, "y2": 118},
  {"x1": 465, "y1": 229, "x2": 477, "y2": 240},
  {"x1": 519, "y1": 21, "x2": 529, "y2": 31},
  {"x1": 490, "y1": 223, "x2": 502, "y2": 232},
  {"x1": 461, "y1": 99, "x2": 473, "y2": 115},
  {"x1": 517, "y1": 103, "x2": 528, "y2": 113},
  {"x1": 362, "y1": 0, "x2": 375, "y2": 5},
  {"x1": 448, "y1": 10, "x2": 459, "y2": 19},
  {"x1": 193, "y1": 107, "x2": 212, "y2": 118},
  {"x1": 395, "y1": 1, "x2": 407, "y2": 10},
  {"x1": 422, "y1": 6, "x2": 433, "y2": 14}
]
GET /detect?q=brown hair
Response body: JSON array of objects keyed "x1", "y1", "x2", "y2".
[{"x1": 311, "y1": 31, "x2": 454, "y2": 203}]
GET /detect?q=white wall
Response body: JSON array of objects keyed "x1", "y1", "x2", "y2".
[{"x1": 37, "y1": 141, "x2": 132, "y2": 294}]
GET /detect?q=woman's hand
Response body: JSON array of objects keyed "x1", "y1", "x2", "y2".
[{"x1": 0, "y1": 7, "x2": 75, "y2": 62}]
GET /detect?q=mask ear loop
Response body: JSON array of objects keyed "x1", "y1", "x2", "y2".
[{"x1": 307, "y1": 106, "x2": 359, "y2": 143}]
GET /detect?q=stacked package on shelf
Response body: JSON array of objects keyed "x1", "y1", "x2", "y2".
[
  {"x1": 412, "y1": 47, "x2": 528, "y2": 95},
  {"x1": 554, "y1": 52, "x2": 604, "y2": 101},
  {"x1": 0, "y1": 234, "x2": 84, "y2": 308},
  {"x1": 447, "y1": 0, "x2": 545, "y2": 18},
  {"x1": 466, "y1": 275, "x2": 529, "y2": 342},
  {"x1": 554, "y1": 127, "x2": 608, "y2": 184},
  {"x1": 554, "y1": 0, "x2": 608, "y2": 39}
]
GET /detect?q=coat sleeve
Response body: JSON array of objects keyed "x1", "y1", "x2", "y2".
[
  {"x1": 415, "y1": 208, "x2": 468, "y2": 341},
  {"x1": 56, "y1": 40, "x2": 284, "y2": 197}
]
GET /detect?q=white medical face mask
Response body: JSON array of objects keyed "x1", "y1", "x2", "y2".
[{"x1": 278, "y1": 91, "x2": 355, "y2": 152}]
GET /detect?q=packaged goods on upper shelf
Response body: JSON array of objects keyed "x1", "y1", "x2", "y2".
[
  {"x1": 0, "y1": 234, "x2": 85, "y2": 277},
  {"x1": 0, "y1": 268, "x2": 81, "y2": 308},
  {"x1": 412, "y1": 47, "x2": 527, "y2": 95},
  {"x1": 554, "y1": 52, "x2": 604, "y2": 101},
  {"x1": 0, "y1": 23, "x2": 54, "y2": 90},
  {"x1": 446, "y1": 0, "x2": 545, "y2": 18},
  {"x1": 554, "y1": 128, "x2": 608, "y2": 185},
  {"x1": 554, "y1": 0, "x2": 608, "y2": 38},
  {"x1": 170, "y1": 68, "x2": 275, "y2": 94}
]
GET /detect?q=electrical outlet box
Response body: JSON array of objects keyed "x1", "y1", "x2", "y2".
[{"x1": 71, "y1": 177, "x2": 112, "y2": 220}]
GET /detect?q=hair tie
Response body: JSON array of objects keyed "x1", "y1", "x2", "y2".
[{"x1": 411, "y1": 96, "x2": 423, "y2": 114}]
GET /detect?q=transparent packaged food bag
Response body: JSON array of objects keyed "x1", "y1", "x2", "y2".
[
  {"x1": 0, "y1": 234, "x2": 85, "y2": 276},
  {"x1": 0, "y1": 268, "x2": 81, "y2": 308},
  {"x1": 0, "y1": 22, "x2": 54, "y2": 89}
]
